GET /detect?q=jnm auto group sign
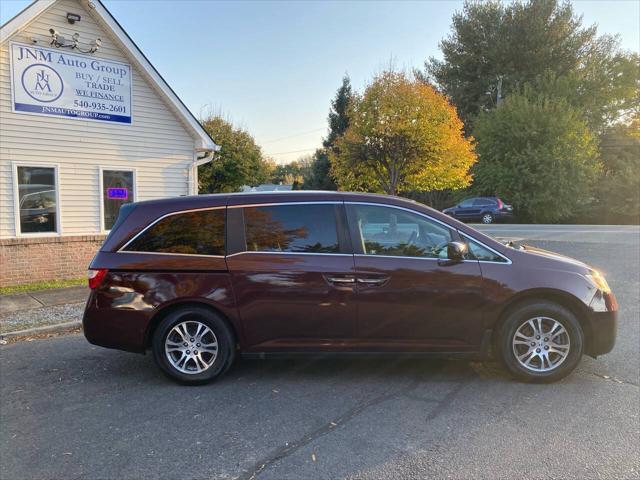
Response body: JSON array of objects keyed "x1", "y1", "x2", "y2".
[{"x1": 10, "y1": 43, "x2": 132, "y2": 124}]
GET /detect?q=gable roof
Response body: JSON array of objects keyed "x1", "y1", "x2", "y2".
[{"x1": 1, "y1": 0, "x2": 219, "y2": 152}]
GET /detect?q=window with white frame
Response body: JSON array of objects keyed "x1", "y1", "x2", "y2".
[
  {"x1": 15, "y1": 165, "x2": 59, "y2": 234},
  {"x1": 101, "y1": 169, "x2": 135, "y2": 231}
]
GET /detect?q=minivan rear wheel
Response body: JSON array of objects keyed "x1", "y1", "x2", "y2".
[
  {"x1": 481, "y1": 213, "x2": 494, "y2": 224},
  {"x1": 497, "y1": 301, "x2": 583, "y2": 382},
  {"x1": 152, "y1": 306, "x2": 235, "y2": 385}
]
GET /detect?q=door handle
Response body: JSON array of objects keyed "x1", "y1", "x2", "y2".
[
  {"x1": 324, "y1": 275, "x2": 356, "y2": 286},
  {"x1": 356, "y1": 276, "x2": 389, "y2": 287}
]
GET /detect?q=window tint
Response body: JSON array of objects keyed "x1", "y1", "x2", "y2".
[
  {"x1": 17, "y1": 166, "x2": 57, "y2": 233},
  {"x1": 351, "y1": 204, "x2": 452, "y2": 258},
  {"x1": 244, "y1": 204, "x2": 340, "y2": 253},
  {"x1": 464, "y1": 237, "x2": 508, "y2": 262},
  {"x1": 458, "y1": 198, "x2": 474, "y2": 208},
  {"x1": 473, "y1": 198, "x2": 494, "y2": 206},
  {"x1": 102, "y1": 170, "x2": 134, "y2": 230},
  {"x1": 126, "y1": 209, "x2": 225, "y2": 255}
]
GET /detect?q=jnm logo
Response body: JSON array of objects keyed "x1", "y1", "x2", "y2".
[
  {"x1": 34, "y1": 69, "x2": 52, "y2": 92},
  {"x1": 20, "y1": 64, "x2": 64, "y2": 103}
]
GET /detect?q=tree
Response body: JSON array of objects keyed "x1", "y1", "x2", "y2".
[
  {"x1": 324, "y1": 75, "x2": 354, "y2": 149},
  {"x1": 423, "y1": 0, "x2": 638, "y2": 131},
  {"x1": 199, "y1": 116, "x2": 271, "y2": 193},
  {"x1": 331, "y1": 71, "x2": 476, "y2": 196},
  {"x1": 269, "y1": 158, "x2": 312, "y2": 189},
  {"x1": 302, "y1": 149, "x2": 336, "y2": 190},
  {"x1": 303, "y1": 76, "x2": 354, "y2": 190},
  {"x1": 472, "y1": 91, "x2": 601, "y2": 223},
  {"x1": 594, "y1": 119, "x2": 640, "y2": 222}
]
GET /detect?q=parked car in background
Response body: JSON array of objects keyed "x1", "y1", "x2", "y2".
[
  {"x1": 442, "y1": 197, "x2": 513, "y2": 224},
  {"x1": 18, "y1": 188, "x2": 57, "y2": 233},
  {"x1": 83, "y1": 191, "x2": 616, "y2": 385}
]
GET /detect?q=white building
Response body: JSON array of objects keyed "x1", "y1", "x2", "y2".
[{"x1": 0, "y1": 0, "x2": 218, "y2": 287}]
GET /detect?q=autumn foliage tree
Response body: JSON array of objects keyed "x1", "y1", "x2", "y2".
[{"x1": 331, "y1": 71, "x2": 476, "y2": 196}]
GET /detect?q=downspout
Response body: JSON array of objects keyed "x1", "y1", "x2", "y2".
[{"x1": 190, "y1": 145, "x2": 220, "y2": 195}]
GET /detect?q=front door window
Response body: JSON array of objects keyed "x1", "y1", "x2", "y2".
[{"x1": 350, "y1": 204, "x2": 452, "y2": 259}]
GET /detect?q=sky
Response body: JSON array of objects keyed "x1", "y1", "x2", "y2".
[{"x1": 1, "y1": 0, "x2": 639, "y2": 164}]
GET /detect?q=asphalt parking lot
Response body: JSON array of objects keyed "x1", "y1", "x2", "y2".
[{"x1": 1, "y1": 224, "x2": 638, "y2": 480}]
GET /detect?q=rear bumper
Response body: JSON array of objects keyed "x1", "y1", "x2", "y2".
[{"x1": 82, "y1": 291, "x2": 150, "y2": 354}]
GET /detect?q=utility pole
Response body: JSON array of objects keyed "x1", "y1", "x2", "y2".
[{"x1": 496, "y1": 75, "x2": 504, "y2": 107}]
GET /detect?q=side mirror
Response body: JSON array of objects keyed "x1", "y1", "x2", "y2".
[{"x1": 446, "y1": 241, "x2": 467, "y2": 261}]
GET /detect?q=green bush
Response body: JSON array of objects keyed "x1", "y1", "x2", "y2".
[{"x1": 472, "y1": 93, "x2": 601, "y2": 223}]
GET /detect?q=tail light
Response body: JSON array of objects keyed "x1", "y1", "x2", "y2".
[
  {"x1": 497, "y1": 198, "x2": 504, "y2": 209},
  {"x1": 88, "y1": 268, "x2": 108, "y2": 289}
]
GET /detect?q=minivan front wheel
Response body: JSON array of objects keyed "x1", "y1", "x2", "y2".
[
  {"x1": 152, "y1": 306, "x2": 235, "y2": 384},
  {"x1": 497, "y1": 301, "x2": 583, "y2": 382}
]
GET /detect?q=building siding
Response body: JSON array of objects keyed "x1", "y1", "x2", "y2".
[{"x1": 0, "y1": 0, "x2": 199, "y2": 239}]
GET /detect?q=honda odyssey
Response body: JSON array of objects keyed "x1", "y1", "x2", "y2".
[{"x1": 83, "y1": 192, "x2": 617, "y2": 384}]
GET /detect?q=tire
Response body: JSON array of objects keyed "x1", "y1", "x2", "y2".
[
  {"x1": 152, "y1": 306, "x2": 235, "y2": 385},
  {"x1": 481, "y1": 212, "x2": 494, "y2": 224},
  {"x1": 496, "y1": 301, "x2": 584, "y2": 383}
]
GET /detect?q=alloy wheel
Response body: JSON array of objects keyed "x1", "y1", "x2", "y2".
[
  {"x1": 512, "y1": 316, "x2": 570, "y2": 372},
  {"x1": 165, "y1": 320, "x2": 218, "y2": 374},
  {"x1": 481, "y1": 214, "x2": 493, "y2": 224}
]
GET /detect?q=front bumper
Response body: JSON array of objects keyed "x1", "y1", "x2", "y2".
[{"x1": 586, "y1": 291, "x2": 618, "y2": 357}]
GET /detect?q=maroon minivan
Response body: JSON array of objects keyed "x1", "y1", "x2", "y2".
[{"x1": 83, "y1": 192, "x2": 617, "y2": 384}]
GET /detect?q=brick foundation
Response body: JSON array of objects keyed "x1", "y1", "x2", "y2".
[{"x1": 0, "y1": 235, "x2": 107, "y2": 287}]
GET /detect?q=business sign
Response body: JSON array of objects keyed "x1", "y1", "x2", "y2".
[
  {"x1": 107, "y1": 187, "x2": 129, "y2": 200},
  {"x1": 10, "y1": 42, "x2": 132, "y2": 124}
]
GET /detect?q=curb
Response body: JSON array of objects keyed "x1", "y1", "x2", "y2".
[{"x1": 0, "y1": 321, "x2": 82, "y2": 340}]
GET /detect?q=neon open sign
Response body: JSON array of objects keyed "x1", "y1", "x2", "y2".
[{"x1": 107, "y1": 187, "x2": 128, "y2": 200}]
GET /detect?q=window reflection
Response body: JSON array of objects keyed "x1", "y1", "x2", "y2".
[
  {"x1": 464, "y1": 238, "x2": 507, "y2": 262},
  {"x1": 352, "y1": 205, "x2": 452, "y2": 258},
  {"x1": 244, "y1": 204, "x2": 340, "y2": 253},
  {"x1": 17, "y1": 166, "x2": 57, "y2": 233},
  {"x1": 126, "y1": 209, "x2": 225, "y2": 255}
]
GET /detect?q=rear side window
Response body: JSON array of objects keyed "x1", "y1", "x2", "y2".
[
  {"x1": 243, "y1": 204, "x2": 340, "y2": 253},
  {"x1": 473, "y1": 199, "x2": 495, "y2": 206},
  {"x1": 125, "y1": 208, "x2": 225, "y2": 255}
]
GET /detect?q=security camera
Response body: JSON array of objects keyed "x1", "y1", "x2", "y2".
[{"x1": 49, "y1": 28, "x2": 67, "y2": 46}]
